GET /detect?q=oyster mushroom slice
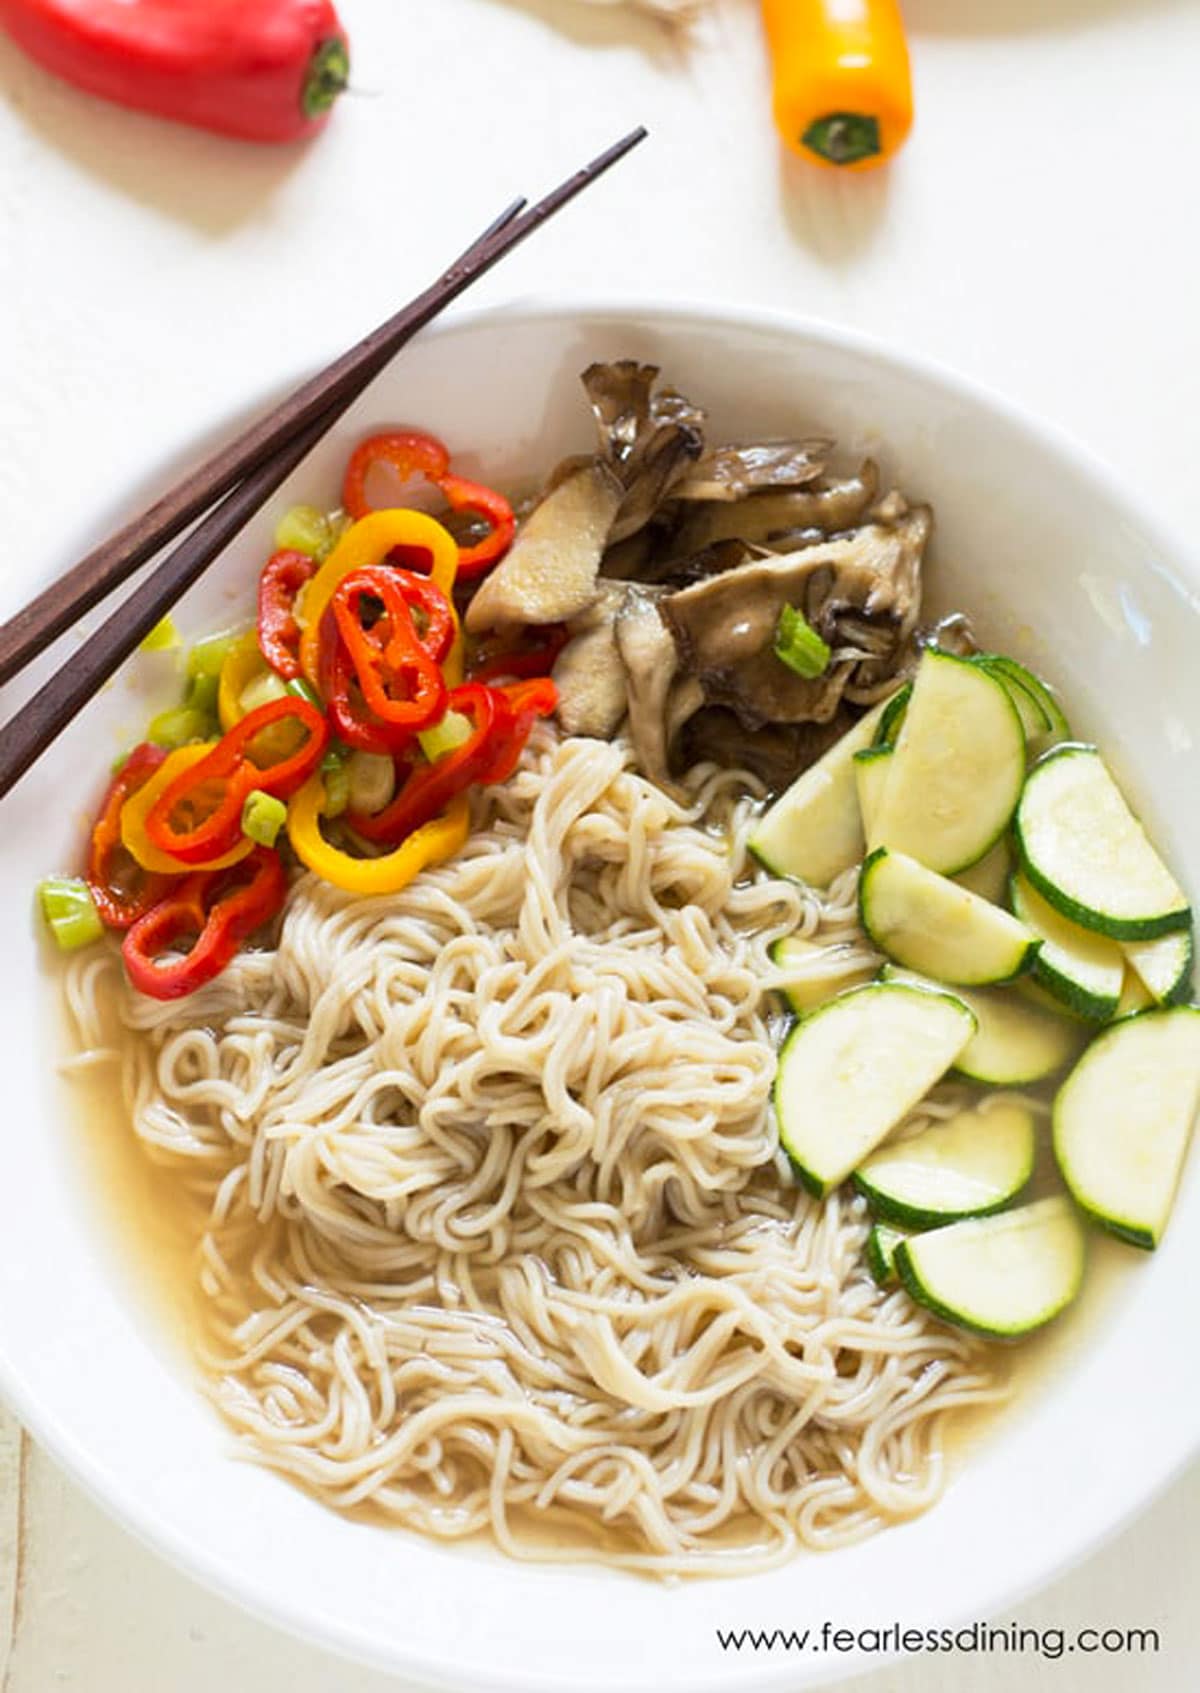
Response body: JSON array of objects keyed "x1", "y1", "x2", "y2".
[
  {"x1": 670, "y1": 462, "x2": 880, "y2": 556},
  {"x1": 465, "y1": 460, "x2": 623, "y2": 633},
  {"x1": 614, "y1": 588, "x2": 682, "y2": 794},
  {"x1": 583, "y1": 361, "x2": 706, "y2": 544},
  {"x1": 662, "y1": 507, "x2": 930, "y2": 729},
  {"x1": 551, "y1": 586, "x2": 630, "y2": 738},
  {"x1": 671, "y1": 438, "x2": 832, "y2": 502}
]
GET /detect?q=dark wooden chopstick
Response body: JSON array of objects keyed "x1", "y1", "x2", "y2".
[
  {"x1": 0, "y1": 125, "x2": 648, "y2": 802},
  {"x1": 0, "y1": 124, "x2": 647, "y2": 690},
  {"x1": 0, "y1": 198, "x2": 522, "y2": 691},
  {"x1": 0, "y1": 410, "x2": 333, "y2": 802}
]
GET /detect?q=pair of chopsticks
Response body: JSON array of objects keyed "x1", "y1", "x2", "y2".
[{"x1": 0, "y1": 125, "x2": 648, "y2": 803}]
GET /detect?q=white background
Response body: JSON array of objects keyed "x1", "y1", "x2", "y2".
[{"x1": 1, "y1": 0, "x2": 1198, "y2": 1687}]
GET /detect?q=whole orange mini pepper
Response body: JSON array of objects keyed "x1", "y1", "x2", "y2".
[{"x1": 762, "y1": 0, "x2": 913, "y2": 170}]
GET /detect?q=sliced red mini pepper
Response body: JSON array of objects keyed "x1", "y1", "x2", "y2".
[
  {"x1": 467, "y1": 624, "x2": 568, "y2": 684},
  {"x1": 330, "y1": 566, "x2": 450, "y2": 744},
  {"x1": 122, "y1": 846, "x2": 287, "y2": 1001},
  {"x1": 257, "y1": 548, "x2": 315, "y2": 679},
  {"x1": 478, "y1": 677, "x2": 558, "y2": 784},
  {"x1": 85, "y1": 742, "x2": 176, "y2": 929},
  {"x1": 439, "y1": 474, "x2": 516, "y2": 581},
  {"x1": 144, "y1": 695, "x2": 327, "y2": 865},
  {"x1": 342, "y1": 430, "x2": 451, "y2": 520},
  {"x1": 347, "y1": 682, "x2": 510, "y2": 845},
  {"x1": 341, "y1": 430, "x2": 515, "y2": 581}
]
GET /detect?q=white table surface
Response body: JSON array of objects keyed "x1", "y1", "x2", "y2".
[{"x1": 1, "y1": 0, "x2": 1198, "y2": 1687}]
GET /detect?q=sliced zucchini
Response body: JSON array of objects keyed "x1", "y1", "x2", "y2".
[
  {"x1": 748, "y1": 693, "x2": 895, "y2": 886},
  {"x1": 769, "y1": 934, "x2": 874, "y2": 1015},
  {"x1": 973, "y1": 656, "x2": 1051, "y2": 740},
  {"x1": 880, "y1": 964, "x2": 1080, "y2": 1085},
  {"x1": 855, "y1": 1102, "x2": 1036, "y2": 1227},
  {"x1": 853, "y1": 745, "x2": 893, "y2": 849},
  {"x1": 895, "y1": 1196, "x2": 1086, "y2": 1338},
  {"x1": 979, "y1": 655, "x2": 1070, "y2": 742},
  {"x1": 1017, "y1": 977, "x2": 1094, "y2": 1025},
  {"x1": 1010, "y1": 871, "x2": 1123, "y2": 1022},
  {"x1": 774, "y1": 983, "x2": 975, "y2": 1197},
  {"x1": 865, "y1": 1222, "x2": 910, "y2": 1286},
  {"x1": 953, "y1": 836, "x2": 1011, "y2": 905},
  {"x1": 871, "y1": 650, "x2": 1026, "y2": 875},
  {"x1": 1123, "y1": 927, "x2": 1194, "y2": 1007},
  {"x1": 872, "y1": 682, "x2": 911, "y2": 748},
  {"x1": 1015, "y1": 745, "x2": 1190, "y2": 940},
  {"x1": 860, "y1": 848, "x2": 1039, "y2": 986},
  {"x1": 1053, "y1": 1006, "x2": 1200, "y2": 1248}
]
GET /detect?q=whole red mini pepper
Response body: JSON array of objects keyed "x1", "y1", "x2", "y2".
[
  {"x1": 122, "y1": 846, "x2": 287, "y2": 1001},
  {"x1": 86, "y1": 742, "x2": 176, "y2": 929},
  {"x1": 0, "y1": 1, "x2": 350, "y2": 145}
]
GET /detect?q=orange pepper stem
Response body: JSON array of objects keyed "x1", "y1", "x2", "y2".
[{"x1": 802, "y1": 112, "x2": 881, "y2": 167}]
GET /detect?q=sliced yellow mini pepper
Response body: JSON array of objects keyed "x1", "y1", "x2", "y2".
[
  {"x1": 120, "y1": 743, "x2": 255, "y2": 874},
  {"x1": 218, "y1": 629, "x2": 271, "y2": 730},
  {"x1": 297, "y1": 509, "x2": 462, "y2": 690},
  {"x1": 287, "y1": 772, "x2": 469, "y2": 896}
]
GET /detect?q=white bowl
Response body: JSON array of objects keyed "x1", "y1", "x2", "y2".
[{"x1": 2, "y1": 302, "x2": 1198, "y2": 1691}]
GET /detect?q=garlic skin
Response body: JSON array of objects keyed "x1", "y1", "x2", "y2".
[{"x1": 575, "y1": 0, "x2": 706, "y2": 18}]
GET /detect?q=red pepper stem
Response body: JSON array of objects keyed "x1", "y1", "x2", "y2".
[{"x1": 301, "y1": 37, "x2": 351, "y2": 120}]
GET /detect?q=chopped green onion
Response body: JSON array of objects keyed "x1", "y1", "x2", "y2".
[
  {"x1": 323, "y1": 763, "x2": 351, "y2": 818},
  {"x1": 275, "y1": 504, "x2": 335, "y2": 560},
  {"x1": 418, "y1": 710, "x2": 474, "y2": 764},
  {"x1": 38, "y1": 878, "x2": 104, "y2": 951},
  {"x1": 346, "y1": 750, "x2": 395, "y2": 815},
  {"x1": 774, "y1": 605, "x2": 831, "y2": 680},
  {"x1": 185, "y1": 672, "x2": 220, "y2": 716},
  {"x1": 286, "y1": 676, "x2": 323, "y2": 711},
  {"x1": 146, "y1": 706, "x2": 214, "y2": 748},
  {"x1": 241, "y1": 789, "x2": 288, "y2": 848},
  {"x1": 238, "y1": 668, "x2": 289, "y2": 717},
  {"x1": 139, "y1": 614, "x2": 180, "y2": 653},
  {"x1": 187, "y1": 628, "x2": 246, "y2": 681}
]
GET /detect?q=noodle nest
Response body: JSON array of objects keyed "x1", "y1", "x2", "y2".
[{"x1": 67, "y1": 726, "x2": 1002, "y2": 1574}]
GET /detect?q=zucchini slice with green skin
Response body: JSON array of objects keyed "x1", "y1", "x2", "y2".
[
  {"x1": 872, "y1": 682, "x2": 911, "y2": 748},
  {"x1": 1123, "y1": 926, "x2": 1194, "y2": 1007},
  {"x1": 953, "y1": 836, "x2": 1012, "y2": 905},
  {"x1": 860, "y1": 848, "x2": 1039, "y2": 986},
  {"x1": 1010, "y1": 871, "x2": 1123, "y2": 1022},
  {"x1": 981, "y1": 655, "x2": 1071, "y2": 747},
  {"x1": 748, "y1": 693, "x2": 895, "y2": 887},
  {"x1": 853, "y1": 745, "x2": 894, "y2": 849},
  {"x1": 972, "y1": 656, "x2": 1051, "y2": 740},
  {"x1": 1053, "y1": 1006, "x2": 1200, "y2": 1249},
  {"x1": 895, "y1": 1196, "x2": 1087, "y2": 1338},
  {"x1": 865, "y1": 1222, "x2": 910, "y2": 1286},
  {"x1": 854, "y1": 1102, "x2": 1036, "y2": 1227},
  {"x1": 774, "y1": 983, "x2": 976, "y2": 1197},
  {"x1": 871, "y1": 650, "x2": 1026, "y2": 875},
  {"x1": 879, "y1": 964, "x2": 1080, "y2": 1085},
  {"x1": 1015, "y1": 745, "x2": 1190, "y2": 941},
  {"x1": 769, "y1": 934, "x2": 874, "y2": 1015}
]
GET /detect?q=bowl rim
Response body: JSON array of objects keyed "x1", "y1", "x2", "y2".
[{"x1": 4, "y1": 293, "x2": 1199, "y2": 1691}]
